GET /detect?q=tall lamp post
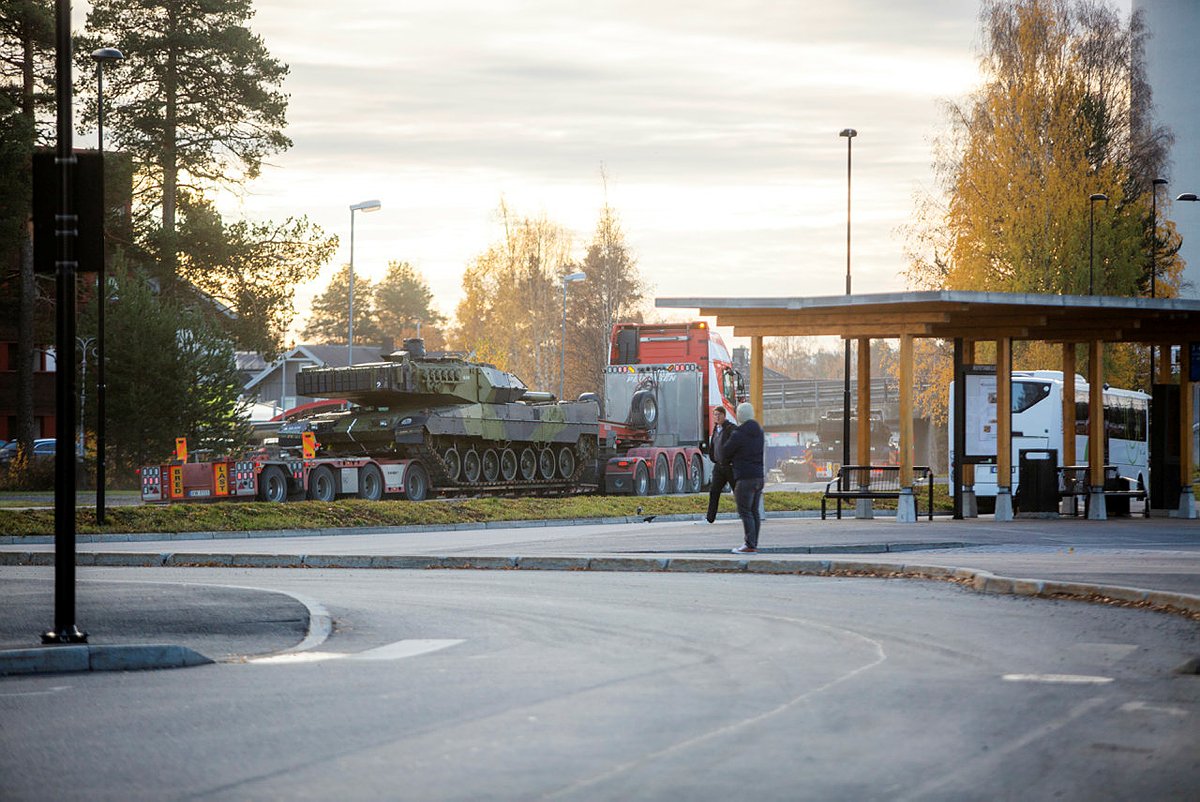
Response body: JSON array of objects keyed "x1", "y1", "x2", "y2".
[
  {"x1": 560, "y1": 271, "x2": 586, "y2": 400},
  {"x1": 1149, "y1": 178, "x2": 1167, "y2": 385},
  {"x1": 1088, "y1": 192, "x2": 1108, "y2": 295},
  {"x1": 91, "y1": 46, "x2": 123, "y2": 526},
  {"x1": 839, "y1": 128, "x2": 856, "y2": 469},
  {"x1": 348, "y1": 199, "x2": 381, "y2": 366}
]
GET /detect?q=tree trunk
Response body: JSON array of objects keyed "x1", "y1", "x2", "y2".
[
  {"x1": 14, "y1": 26, "x2": 38, "y2": 447},
  {"x1": 161, "y1": 11, "x2": 178, "y2": 275}
]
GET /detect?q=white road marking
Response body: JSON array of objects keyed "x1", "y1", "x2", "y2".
[
  {"x1": 1120, "y1": 701, "x2": 1188, "y2": 717},
  {"x1": 1002, "y1": 673, "x2": 1113, "y2": 684},
  {"x1": 0, "y1": 686, "x2": 72, "y2": 697},
  {"x1": 249, "y1": 639, "x2": 464, "y2": 665}
]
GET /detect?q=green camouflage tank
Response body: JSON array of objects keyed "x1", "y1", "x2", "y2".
[{"x1": 293, "y1": 339, "x2": 599, "y2": 492}]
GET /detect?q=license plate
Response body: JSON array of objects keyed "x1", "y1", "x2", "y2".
[{"x1": 187, "y1": 489, "x2": 211, "y2": 498}]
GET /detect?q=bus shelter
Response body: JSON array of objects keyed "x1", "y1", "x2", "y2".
[{"x1": 657, "y1": 291, "x2": 1200, "y2": 522}]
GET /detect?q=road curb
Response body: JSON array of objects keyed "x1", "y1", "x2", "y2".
[
  {"x1": 3, "y1": 550, "x2": 1196, "y2": 618},
  {"x1": 0, "y1": 643, "x2": 212, "y2": 676}
]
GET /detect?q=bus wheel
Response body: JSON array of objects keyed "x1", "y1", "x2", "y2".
[
  {"x1": 258, "y1": 465, "x2": 288, "y2": 503},
  {"x1": 307, "y1": 465, "x2": 336, "y2": 502},
  {"x1": 403, "y1": 462, "x2": 430, "y2": 501}
]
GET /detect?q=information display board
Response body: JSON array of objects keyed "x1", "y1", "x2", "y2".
[{"x1": 962, "y1": 367, "x2": 999, "y2": 464}]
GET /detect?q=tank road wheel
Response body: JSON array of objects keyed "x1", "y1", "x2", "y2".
[
  {"x1": 442, "y1": 447, "x2": 461, "y2": 482},
  {"x1": 307, "y1": 465, "x2": 337, "y2": 502},
  {"x1": 462, "y1": 449, "x2": 482, "y2": 483},
  {"x1": 482, "y1": 449, "x2": 500, "y2": 483},
  {"x1": 633, "y1": 462, "x2": 650, "y2": 496},
  {"x1": 687, "y1": 454, "x2": 703, "y2": 493},
  {"x1": 258, "y1": 465, "x2": 289, "y2": 503},
  {"x1": 500, "y1": 448, "x2": 518, "y2": 482},
  {"x1": 403, "y1": 462, "x2": 430, "y2": 501},
  {"x1": 556, "y1": 446, "x2": 576, "y2": 480},
  {"x1": 652, "y1": 454, "x2": 670, "y2": 495},
  {"x1": 358, "y1": 464, "x2": 384, "y2": 500},
  {"x1": 519, "y1": 447, "x2": 538, "y2": 481},
  {"x1": 537, "y1": 448, "x2": 556, "y2": 480},
  {"x1": 671, "y1": 454, "x2": 687, "y2": 494}
]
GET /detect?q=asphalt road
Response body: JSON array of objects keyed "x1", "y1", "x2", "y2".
[{"x1": 2, "y1": 568, "x2": 1197, "y2": 801}]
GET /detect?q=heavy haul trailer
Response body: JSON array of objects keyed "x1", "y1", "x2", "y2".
[{"x1": 140, "y1": 323, "x2": 744, "y2": 503}]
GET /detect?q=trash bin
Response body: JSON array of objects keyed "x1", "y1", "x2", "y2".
[
  {"x1": 1015, "y1": 449, "x2": 1058, "y2": 514},
  {"x1": 1104, "y1": 465, "x2": 1130, "y2": 517}
]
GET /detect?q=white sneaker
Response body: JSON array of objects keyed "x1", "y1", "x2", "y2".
[{"x1": 731, "y1": 545, "x2": 757, "y2": 554}]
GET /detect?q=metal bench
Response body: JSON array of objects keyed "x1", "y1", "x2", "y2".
[
  {"x1": 821, "y1": 465, "x2": 935, "y2": 520},
  {"x1": 1059, "y1": 465, "x2": 1149, "y2": 518}
]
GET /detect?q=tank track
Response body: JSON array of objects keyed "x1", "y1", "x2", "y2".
[{"x1": 410, "y1": 432, "x2": 598, "y2": 495}]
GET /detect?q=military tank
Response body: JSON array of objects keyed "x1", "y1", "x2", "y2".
[{"x1": 293, "y1": 339, "x2": 599, "y2": 494}]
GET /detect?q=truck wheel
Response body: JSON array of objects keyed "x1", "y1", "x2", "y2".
[
  {"x1": 358, "y1": 464, "x2": 384, "y2": 501},
  {"x1": 307, "y1": 465, "x2": 336, "y2": 502},
  {"x1": 403, "y1": 462, "x2": 430, "y2": 501},
  {"x1": 482, "y1": 449, "x2": 500, "y2": 482},
  {"x1": 556, "y1": 446, "x2": 576, "y2": 480},
  {"x1": 687, "y1": 454, "x2": 703, "y2": 493},
  {"x1": 633, "y1": 462, "x2": 650, "y2": 496},
  {"x1": 652, "y1": 454, "x2": 669, "y2": 495},
  {"x1": 630, "y1": 390, "x2": 658, "y2": 428},
  {"x1": 258, "y1": 465, "x2": 288, "y2": 503},
  {"x1": 672, "y1": 455, "x2": 687, "y2": 494}
]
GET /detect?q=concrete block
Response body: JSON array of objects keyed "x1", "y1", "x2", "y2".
[
  {"x1": 587, "y1": 557, "x2": 668, "y2": 572},
  {"x1": 231, "y1": 554, "x2": 304, "y2": 568},
  {"x1": 982, "y1": 576, "x2": 1015, "y2": 594},
  {"x1": 370, "y1": 555, "x2": 441, "y2": 570},
  {"x1": 302, "y1": 554, "x2": 373, "y2": 569},
  {"x1": 93, "y1": 553, "x2": 163, "y2": 567},
  {"x1": 436, "y1": 556, "x2": 517, "y2": 570},
  {"x1": 899, "y1": 564, "x2": 956, "y2": 579},
  {"x1": 665, "y1": 558, "x2": 746, "y2": 573},
  {"x1": 1092, "y1": 585, "x2": 1149, "y2": 603},
  {"x1": 1040, "y1": 580, "x2": 1096, "y2": 598},
  {"x1": 829, "y1": 560, "x2": 904, "y2": 575},
  {"x1": 88, "y1": 644, "x2": 212, "y2": 672},
  {"x1": 810, "y1": 544, "x2": 888, "y2": 555},
  {"x1": 747, "y1": 559, "x2": 831, "y2": 575},
  {"x1": 1009, "y1": 578, "x2": 1044, "y2": 596},
  {"x1": 1144, "y1": 590, "x2": 1200, "y2": 613},
  {"x1": 0, "y1": 645, "x2": 90, "y2": 676},
  {"x1": 164, "y1": 553, "x2": 232, "y2": 567},
  {"x1": 513, "y1": 556, "x2": 591, "y2": 571}
]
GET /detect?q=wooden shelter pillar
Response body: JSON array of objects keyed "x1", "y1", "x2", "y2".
[
  {"x1": 896, "y1": 334, "x2": 917, "y2": 522},
  {"x1": 1087, "y1": 340, "x2": 1107, "y2": 520},
  {"x1": 1061, "y1": 343, "x2": 1078, "y2": 514},
  {"x1": 961, "y1": 340, "x2": 978, "y2": 518},
  {"x1": 750, "y1": 336, "x2": 764, "y2": 419},
  {"x1": 856, "y1": 337, "x2": 873, "y2": 518},
  {"x1": 1175, "y1": 350, "x2": 1197, "y2": 518},
  {"x1": 994, "y1": 337, "x2": 1014, "y2": 521}
]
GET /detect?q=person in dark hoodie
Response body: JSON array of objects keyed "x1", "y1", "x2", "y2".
[{"x1": 723, "y1": 401, "x2": 764, "y2": 554}]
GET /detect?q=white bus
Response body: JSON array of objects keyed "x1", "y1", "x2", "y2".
[{"x1": 949, "y1": 371, "x2": 1150, "y2": 509}]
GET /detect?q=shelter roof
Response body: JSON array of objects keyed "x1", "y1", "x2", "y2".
[{"x1": 657, "y1": 290, "x2": 1200, "y2": 344}]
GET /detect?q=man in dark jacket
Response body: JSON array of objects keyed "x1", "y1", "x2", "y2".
[
  {"x1": 724, "y1": 401, "x2": 764, "y2": 553},
  {"x1": 705, "y1": 406, "x2": 736, "y2": 523}
]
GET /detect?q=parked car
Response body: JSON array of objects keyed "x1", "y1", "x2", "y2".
[{"x1": 0, "y1": 438, "x2": 56, "y2": 464}]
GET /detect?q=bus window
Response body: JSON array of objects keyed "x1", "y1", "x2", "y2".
[{"x1": 1012, "y1": 381, "x2": 1051, "y2": 413}]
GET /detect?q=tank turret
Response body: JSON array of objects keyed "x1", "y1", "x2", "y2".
[{"x1": 293, "y1": 341, "x2": 599, "y2": 493}]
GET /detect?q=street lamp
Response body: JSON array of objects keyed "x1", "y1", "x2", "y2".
[
  {"x1": 560, "y1": 271, "x2": 586, "y2": 400},
  {"x1": 91, "y1": 45, "x2": 123, "y2": 525},
  {"x1": 1179, "y1": 193, "x2": 1199, "y2": 202},
  {"x1": 839, "y1": 128, "x2": 857, "y2": 469},
  {"x1": 1088, "y1": 193, "x2": 1108, "y2": 295},
  {"x1": 348, "y1": 199, "x2": 381, "y2": 366},
  {"x1": 1150, "y1": 178, "x2": 1167, "y2": 385}
]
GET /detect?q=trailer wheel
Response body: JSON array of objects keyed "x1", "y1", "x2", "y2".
[
  {"x1": 671, "y1": 454, "x2": 687, "y2": 494},
  {"x1": 403, "y1": 462, "x2": 430, "y2": 501},
  {"x1": 307, "y1": 465, "x2": 336, "y2": 502},
  {"x1": 687, "y1": 454, "x2": 703, "y2": 493},
  {"x1": 358, "y1": 464, "x2": 384, "y2": 501},
  {"x1": 633, "y1": 462, "x2": 650, "y2": 496},
  {"x1": 258, "y1": 465, "x2": 289, "y2": 503},
  {"x1": 652, "y1": 454, "x2": 669, "y2": 495}
]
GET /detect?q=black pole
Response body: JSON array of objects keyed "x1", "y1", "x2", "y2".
[
  {"x1": 1089, "y1": 199, "x2": 1095, "y2": 296},
  {"x1": 840, "y1": 129, "x2": 855, "y2": 470},
  {"x1": 45, "y1": 0, "x2": 85, "y2": 644},
  {"x1": 953, "y1": 338, "x2": 965, "y2": 519},
  {"x1": 95, "y1": 59, "x2": 106, "y2": 525}
]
